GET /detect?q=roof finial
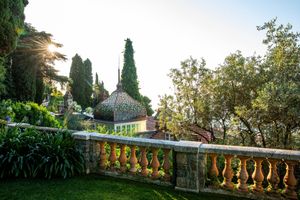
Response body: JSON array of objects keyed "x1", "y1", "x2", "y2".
[
  {"x1": 117, "y1": 55, "x2": 123, "y2": 90},
  {"x1": 118, "y1": 56, "x2": 120, "y2": 83}
]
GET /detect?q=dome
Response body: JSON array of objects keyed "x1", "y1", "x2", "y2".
[{"x1": 93, "y1": 87, "x2": 146, "y2": 122}]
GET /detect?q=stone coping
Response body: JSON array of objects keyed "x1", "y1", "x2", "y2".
[
  {"x1": 73, "y1": 131, "x2": 200, "y2": 153},
  {"x1": 6, "y1": 124, "x2": 300, "y2": 161},
  {"x1": 199, "y1": 143, "x2": 300, "y2": 161},
  {"x1": 7, "y1": 123, "x2": 76, "y2": 133},
  {"x1": 73, "y1": 131, "x2": 300, "y2": 160}
]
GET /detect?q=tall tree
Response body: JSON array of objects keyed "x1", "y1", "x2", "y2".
[
  {"x1": 158, "y1": 57, "x2": 214, "y2": 142},
  {"x1": 69, "y1": 54, "x2": 85, "y2": 108},
  {"x1": 159, "y1": 19, "x2": 300, "y2": 149},
  {"x1": 9, "y1": 23, "x2": 67, "y2": 103},
  {"x1": 83, "y1": 58, "x2": 93, "y2": 107},
  {"x1": 121, "y1": 38, "x2": 154, "y2": 115},
  {"x1": 93, "y1": 72, "x2": 109, "y2": 106},
  {"x1": 0, "y1": 0, "x2": 28, "y2": 95},
  {"x1": 253, "y1": 19, "x2": 300, "y2": 148},
  {"x1": 121, "y1": 38, "x2": 141, "y2": 101}
]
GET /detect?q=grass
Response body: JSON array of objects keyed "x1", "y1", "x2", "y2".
[{"x1": 0, "y1": 175, "x2": 238, "y2": 200}]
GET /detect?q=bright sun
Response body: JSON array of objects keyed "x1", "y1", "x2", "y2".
[{"x1": 47, "y1": 44, "x2": 57, "y2": 53}]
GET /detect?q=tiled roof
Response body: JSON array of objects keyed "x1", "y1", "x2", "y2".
[{"x1": 93, "y1": 87, "x2": 146, "y2": 121}]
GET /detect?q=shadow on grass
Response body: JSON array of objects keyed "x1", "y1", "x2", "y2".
[{"x1": 0, "y1": 175, "x2": 239, "y2": 200}]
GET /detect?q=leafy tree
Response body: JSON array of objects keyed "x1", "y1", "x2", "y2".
[
  {"x1": 83, "y1": 58, "x2": 93, "y2": 107},
  {"x1": 253, "y1": 19, "x2": 300, "y2": 148},
  {"x1": 8, "y1": 24, "x2": 67, "y2": 103},
  {"x1": 159, "y1": 19, "x2": 300, "y2": 149},
  {"x1": 0, "y1": 0, "x2": 28, "y2": 95},
  {"x1": 141, "y1": 95, "x2": 154, "y2": 116},
  {"x1": 121, "y1": 38, "x2": 154, "y2": 115},
  {"x1": 213, "y1": 52, "x2": 262, "y2": 146},
  {"x1": 158, "y1": 57, "x2": 214, "y2": 142}
]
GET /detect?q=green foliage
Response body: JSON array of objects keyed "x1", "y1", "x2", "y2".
[
  {"x1": 83, "y1": 59, "x2": 93, "y2": 107},
  {"x1": 158, "y1": 57, "x2": 214, "y2": 142},
  {"x1": 64, "y1": 113, "x2": 83, "y2": 131},
  {"x1": 47, "y1": 89, "x2": 63, "y2": 112},
  {"x1": 0, "y1": 100, "x2": 60, "y2": 128},
  {"x1": 7, "y1": 23, "x2": 67, "y2": 103},
  {"x1": 0, "y1": 127, "x2": 84, "y2": 179},
  {"x1": 69, "y1": 54, "x2": 93, "y2": 109},
  {"x1": 121, "y1": 38, "x2": 141, "y2": 101},
  {"x1": 141, "y1": 95, "x2": 154, "y2": 116},
  {"x1": 0, "y1": 0, "x2": 28, "y2": 57},
  {"x1": 93, "y1": 72, "x2": 109, "y2": 106},
  {"x1": 121, "y1": 38, "x2": 153, "y2": 116},
  {"x1": 159, "y1": 19, "x2": 300, "y2": 149},
  {"x1": 0, "y1": 58, "x2": 6, "y2": 95}
]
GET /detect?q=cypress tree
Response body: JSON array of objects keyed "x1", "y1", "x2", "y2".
[
  {"x1": 69, "y1": 54, "x2": 85, "y2": 108},
  {"x1": 121, "y1": 38, "x2": 141, "y2": 101},
  {"x1": 93, "y1": 72, "x2": 109, "y2": 106},
  {"x1": 83, "y1": 58, "x2": 93, "y2": 108},
  {"x1": 95, "y1": 72, "x2": 99, "y2": 85},
  {"x1": 121, "y1": 38, "x2": 154, "y2": 116}
]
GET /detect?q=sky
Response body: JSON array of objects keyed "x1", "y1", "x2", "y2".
[{"x1": 24, "y1": 0, "x2": 300, "y2": 109}]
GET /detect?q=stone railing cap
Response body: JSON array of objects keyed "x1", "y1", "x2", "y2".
[
  {"x1": 73, "y1": 131, "x2": 91, "y2": 140},
  {"x1": 89, "y1": 132, "x2": 177, "y2": 149},
  {"x1": 199, "y1": 144, "x2": 300, "y2": 161}
]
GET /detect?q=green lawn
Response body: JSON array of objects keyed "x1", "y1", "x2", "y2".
[{"x1": 0, "y1": 175, "x2": 237, "y2": 200}]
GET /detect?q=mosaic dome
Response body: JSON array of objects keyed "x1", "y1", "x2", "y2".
[{"x1": 93, "y1": 83, "x2": 146, "y2": 122}]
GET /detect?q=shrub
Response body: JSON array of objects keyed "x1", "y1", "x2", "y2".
[
  {"x1": 0, "y1": 127, "x2": 84, "y2": 179},
  {"x1": 0, "y1": 100, "x2": 61, "y2": 128}
]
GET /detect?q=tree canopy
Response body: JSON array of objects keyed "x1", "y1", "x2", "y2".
[
  {"x1": 4, "y1": 23, "x2": 67, "y2": 103},
  {"x1": 159, "y1": 19, "x2": 300, "y2": 149},
  {"x1": 0, "y1": 0, "x2": 28, "y2": 94}
]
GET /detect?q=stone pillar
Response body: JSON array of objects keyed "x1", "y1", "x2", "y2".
[
  {"x1": 90, "y1": 140, "x2": 100, "y2": 173},
  {"x1": 174, "y1": 141, "x2": 203, "y2": 193},
  {"x1": 72, "y1": 132, "x2": 91, "y2": 174}
]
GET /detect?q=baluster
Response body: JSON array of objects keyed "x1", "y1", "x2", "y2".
[
  {"x1": 118, "y1": 144, "x2": 127, "y2": 173},
  {"x1": 150, "y1": 148, "x2": 160, "y2": 179},
  {"x1": 283, "y1": 161, "x2": 298, "y2": 199},
  {"x1": 267, "y1": 159, "x2": 279, "y2": 193},
  {"x1": 140, "y1": 147, "x2": 148, "y2": 177},
  {"x1": 237, "y1": 156, "x2": 249, "y2": 192},
  {"x1": 210, "y1": 153, "x2": 219, "y2": 177},
  {"x1": 209, "y1": 153, "x2": 219, "y2": 186},
  {"x1": 162, "y1": 149, "x2": 171, "y2": 181},
  {"x1": 99, "y1": 141, "x2": 106, "y2": 170},
  {"x1": 129, "y1": 145, "x2": 138, "y2": 174},
  {"x1": 222, "y1": 154, "x2": 234, "y2": 190},
  {"x1": 252, "y1": 157, "x2": 264, "y2": 193},
  {"x1": 109, "y1": 142, "x2": 117, "y2": 171}
]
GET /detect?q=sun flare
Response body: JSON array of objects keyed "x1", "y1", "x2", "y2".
[{"x1": 47, "y1": 44, "x2": 57, "y2": 53}]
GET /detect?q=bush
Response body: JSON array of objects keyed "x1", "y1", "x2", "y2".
[
  {"x1": 0, "y1": 127, "x2": 84, "y2": 179},
  {"x1": 0, "y1": 100, "x2": 61, "y2": 128}
]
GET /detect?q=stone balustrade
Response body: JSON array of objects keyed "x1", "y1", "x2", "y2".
[
  {"x1": 73, "y1": 132, "x2": 180, "y2": 186},
  {"x1": 74, "y1": 131, "x2": 300, "y2": 200},
  {"x1": 200, "y1": 144, "x2": 300, "y2": 200},
  {"x1": 6, "y1": 124, "x2": 300, "y2": 199}
]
